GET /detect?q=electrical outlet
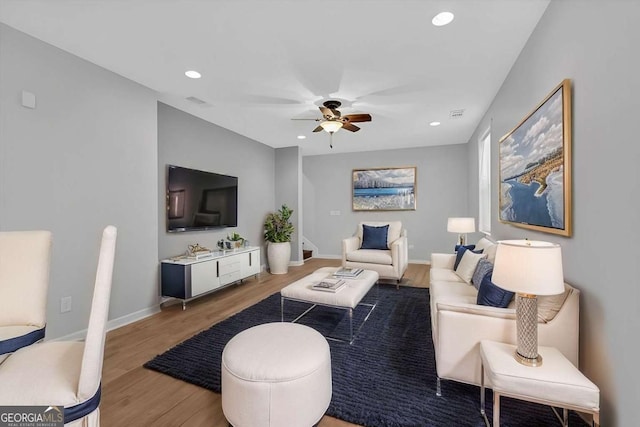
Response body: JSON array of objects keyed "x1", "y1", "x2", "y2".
[
  {"x1": 60, "y1": 296, "x2": 72, "y2": 313},
  {"x1": 330, "y1": 210, "x2": 341, "y2": 216},
  {"x1": 409, "y1": 245, "x2": 415, "y2": 249}
]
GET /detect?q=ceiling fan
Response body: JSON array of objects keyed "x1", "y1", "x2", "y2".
[{"x1": 294, "y1": 100, "x2": 372, "y2": 148}]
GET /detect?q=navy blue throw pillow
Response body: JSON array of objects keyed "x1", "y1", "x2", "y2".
[
  {"x1": 454, "y1": 246, "x2": 483, "y2": 270},
  {"x1": 477, "y1": 274, "x2": 515, "y2": 308},
  {"x1": 454, "y1": 244, "x2": 476, "y2": 252},
  {"x1": 361, "y1": 224, "x2": 389, "y2": 250}
]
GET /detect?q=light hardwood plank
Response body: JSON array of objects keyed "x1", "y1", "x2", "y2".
[{"x1": 100, "y1": 258, "x2": 430, "y2": 426}]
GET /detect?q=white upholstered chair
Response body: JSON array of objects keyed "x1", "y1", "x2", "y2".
[
  {"x1": 342, "y1": 221, "x2": 408, "y2": 286},
  {"x1": 0, "y1": 226, "x2": 117, "y2": 426},
  {"x1": 0, "y1": 230, "x2": 53, "y2": 364}
]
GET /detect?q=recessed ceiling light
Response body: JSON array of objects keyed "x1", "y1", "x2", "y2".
[
  {"x1": 185, "y1": 70, "x2": 202, "y2": 79},
  {"x1": 430, "y1": 121, "x2": 441, "y2": 127},
  {"x1": 297, "y1": 135, "x2": 306, "y2": 140},
  {"x1": 432, "y1": 11, "x2": 454, "y2": 27}
]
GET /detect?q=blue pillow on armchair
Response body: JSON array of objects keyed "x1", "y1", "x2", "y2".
[
  {"x1": 477, "y1": 274, "x2": 515, "y2": 308},
  {"x1": 361, "y1": 224, "x2": 389, "y2": 250}
]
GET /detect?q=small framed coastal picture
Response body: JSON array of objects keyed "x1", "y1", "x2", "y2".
[
  {"x1": 352, "y1": 166, "x2": 416, "y2": 211},
  {"x1": 499, "y1": 79, "x2": 572, "y2": 236}
]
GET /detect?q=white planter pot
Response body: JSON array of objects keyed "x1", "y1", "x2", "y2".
[{"x1": 267, "y1": 242, "x2": 291, "y2": 274}]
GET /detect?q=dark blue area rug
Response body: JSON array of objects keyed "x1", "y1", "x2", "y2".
[{"x1": 144, "y1": 286, "x2": 586, "y2": 426}]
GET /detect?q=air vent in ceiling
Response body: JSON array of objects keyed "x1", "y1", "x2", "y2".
[
  {"x1": 449, "y1": 109, "x2": 465, "y2": 119},
  {"x1": 186, "y1": 96, "x2": 207, "y2": 105}
]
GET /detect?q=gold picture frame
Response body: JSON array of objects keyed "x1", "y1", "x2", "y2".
[
  {"x1": 352, "y1": 166, "x2": 416, "y2": 211},
  {"x1": 499, "y1": 79, "x2": 572, "y2": 236}
]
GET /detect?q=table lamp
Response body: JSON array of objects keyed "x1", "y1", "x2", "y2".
[
  {"x1": 492, "y1": 240, "x2": 565, "y2": 367},
  {"x1": 447, "y1": 217, "x2": 475, "y2": 246}
]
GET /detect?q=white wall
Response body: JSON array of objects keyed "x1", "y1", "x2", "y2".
[
  {"x1": 466, "y1": 1, "x2": 639, "y2": 424},
  {"x1": 303, "y1": 144, "x2": 470, "y2": 261},
  {"x1": 0, "y1": 24, "x2": 159, "y2": 338},
  {"x1": 157, "y1": 103, "x2": 275, "y2": 264}
]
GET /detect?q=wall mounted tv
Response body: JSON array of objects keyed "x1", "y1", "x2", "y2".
[{"x1": 166, "y1": 165, "x2": 238, "y2": 232}]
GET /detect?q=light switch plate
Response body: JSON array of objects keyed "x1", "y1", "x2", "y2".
[{"x1": 21, "y1": 91, "x2": 36, "y2": 109}]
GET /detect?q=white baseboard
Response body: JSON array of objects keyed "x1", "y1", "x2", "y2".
[
  {"x1": 289, "y1": 260, "x2": 305, "y2": 267},
  {"x1": 50, "y1": 305, "x2": 161, "y2": 342}
]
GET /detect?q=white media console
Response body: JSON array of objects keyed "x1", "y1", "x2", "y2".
[{"x1": 161, "y1": 246, "x2": 261, "y2": 309}]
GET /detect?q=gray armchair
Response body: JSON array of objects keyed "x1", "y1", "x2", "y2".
[{"x1": 342, "y1": 221, "x2": 408, "y2": 287}]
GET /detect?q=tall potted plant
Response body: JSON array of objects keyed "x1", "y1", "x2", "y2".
[{"x1": 264, "y1": 204, "x2": 294, "y2": 274}]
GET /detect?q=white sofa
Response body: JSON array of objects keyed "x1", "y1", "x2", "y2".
[
  {"x1": 342, "y1": 221, "x2": 408, "y2": 285},
  {"x1": 430, "y1": 237, "x2": 580, "y2": 391}
]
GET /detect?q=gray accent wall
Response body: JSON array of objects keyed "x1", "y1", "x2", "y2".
[
  {"x1": 465, "y1": 2, "x2": 639, "y2": 424},
  {"x1": 275, "y1": 146, "x2": 302, "y2": 263},
  {"x1": 303, "y1": 144, "x2": 470, "y2": 261},
  {"x1": 158, "y1": 103, "x2": 275, "y2": 264},
  {"x1": 0, "y1": 24, "x2": 159, "y2": 338}
]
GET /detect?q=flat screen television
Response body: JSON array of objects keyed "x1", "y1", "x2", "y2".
[{"x1": 166, "y1": 165, "x2": 238, "y2": 232}]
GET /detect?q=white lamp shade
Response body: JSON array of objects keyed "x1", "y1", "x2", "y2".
[
  {"x1": 447, "y1": 217, "x2": 475, "y2": 233},
  {"x1": 492, "y1": 240, "x2": 565, "y2": 295},
  {"x1": 320, "y1": 120, "x2": 343, "y2": 133}
]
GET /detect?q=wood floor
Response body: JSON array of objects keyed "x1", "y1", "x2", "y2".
[{"x1": 100, "y1": 258, "x2": 430, "y2": 426}]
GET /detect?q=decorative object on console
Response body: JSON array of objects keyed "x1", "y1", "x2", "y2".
[
  {"x1": 492, "y1": 240, "x2": 565, "y2": 367},
  {"x1": 499, "y1": 79, "x2": 572, "y2": 237},
  {"x1": 447, "y1": 217, "x2": 475, "y2": 246},
  {"x1": 226, "y1": 232, "x2": 245, "y2": 249},
  {"x1": 187, "y1": 243, "x2": 212, "y2": 259},
  {"x1": 352, "y1": 167, "x2": 416, "y2": 211},
  {"x1": 264, "y1": 204, "x2": 294, "y2": 274}
]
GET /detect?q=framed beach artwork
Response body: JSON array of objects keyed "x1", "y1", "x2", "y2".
[
  {"x1": 352, "y1": 167, "x2": 416, "y2": 211},
  {"x1": 499, "y1": 79, "x2": 572, "y2": 236}
]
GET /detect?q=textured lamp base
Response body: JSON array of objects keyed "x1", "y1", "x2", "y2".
[
  {"x1": 515, "y1": 293, "x2": 542, "y2": 367},
  {"x1": 457, "y1": 234, "x2": 466, "y2": 246}
]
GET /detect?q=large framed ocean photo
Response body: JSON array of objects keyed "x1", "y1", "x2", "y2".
[
  {"x1": 352, "y1": 166, "x2": 416, "y2": 211},
  {"x1": 499, "y1": 79, "x2": 572, "y2": 236}
]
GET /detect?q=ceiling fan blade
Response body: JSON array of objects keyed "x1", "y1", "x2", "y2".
[
  {"x1": 342, "y1": 123, "x2": 361, "y2": 132},
  {"x1": 312, "y1": 125, "x2": 324, "y2": 132},
  {"x1": 319, "y1": 106, "x2": 341, "y2": 118},
  {"x1": 343, "y1": 113, "x2": 372, "y2": 123}
]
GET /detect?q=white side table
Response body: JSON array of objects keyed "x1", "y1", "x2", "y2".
[{"x1": 479, "y1": 340, "x2": 600, "y2": 427}]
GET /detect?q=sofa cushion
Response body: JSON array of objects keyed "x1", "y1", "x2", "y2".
[
  {"x1": 346, "y1": 249, "x2": 393, "y2": 265},
  {"x1": 455, "y1": 250, "x2": 487, "y2": 283},
  {"x1": 472, "y1": 259, "x2": 493, "y2": 290},
  {"x1": 477, "y1": 274, "x2": 514, "y2": 308},
  {"x1": 357, "y1": 221, "x2": 402, "y2": 249},
  {"x1": 538, "y1": 284, "x2": 572, "y2": 323},
  {"x1": 475, "y1": 237, "x2": 497, "y2": 263},
  {"x1": 454, "y1": 246, "x2": 483, "y2": 270},
  {"x1": 430, "y1": 268, "x2": 465, "y2": 283},
  {"x1": 361, "y1": 224, "x2": 389, "y2": 250}
]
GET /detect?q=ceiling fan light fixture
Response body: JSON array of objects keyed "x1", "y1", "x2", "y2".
[
  {"x1": 432, "y1": 11, "x2": 454, "y2": 27},
  {"x1": 320, "y1": 120, "x2": 343, "y2": 133}
]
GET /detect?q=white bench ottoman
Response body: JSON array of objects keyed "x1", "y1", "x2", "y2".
[
  {"x1": 480, "y1": 340, "x2": 600, "y2": 426},
  {"x1": 221, "y1": 322, "x2": 332, "y2": 427},
  {"x1": 280, "y1": 267, "x2": 379, "y2": 344}
]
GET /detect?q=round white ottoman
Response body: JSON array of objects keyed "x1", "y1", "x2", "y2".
[{"x1": 221, "y1": 322, "x2": 332, "y2": 427}]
